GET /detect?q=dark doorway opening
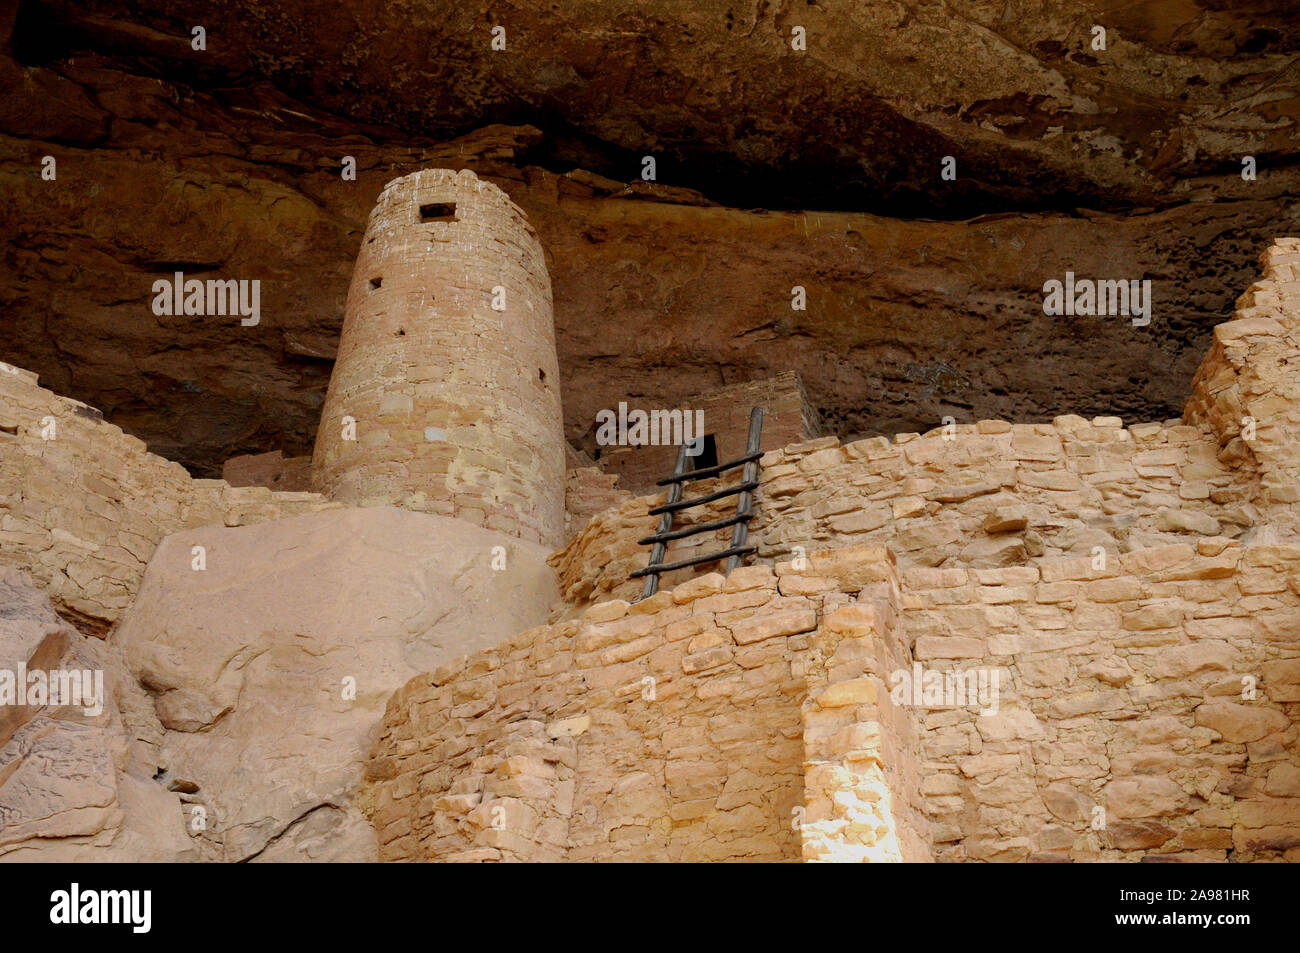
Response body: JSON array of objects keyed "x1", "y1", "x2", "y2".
[{"x1": 688, "y1": 433, "x2": 718, "y2": 471}]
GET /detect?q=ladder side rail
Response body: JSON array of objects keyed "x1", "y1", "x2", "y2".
[
  {"x1": 641, "y1": 442, "x2": 690, "y2": 599},
  {"x1": 725, "y1": 407, "x2": 765, "y2": 573}
]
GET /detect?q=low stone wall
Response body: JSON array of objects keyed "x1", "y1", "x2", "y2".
[
  {"x1": 547, "y1": 480, "x2": 737, "y2": 608},
  {"x1": 551, "y1": 414, "x2": 1256, "y2": 611},
  {"x1": 564, "y1": 464, "x2": 629, "y2": 538},
  {"x1": 553, "y1": 241, "x2": 1300, "y2": 617},
  {"x1": 221, "y1": 450, "x2": 313, "y2": 491},
  {"x1": 906, "y1": 542, "x2": 1300, "y2": 861},
  {"x1": 363, "y1": 544, "x2": 931, "y2": 862},
  {"x1": 0, "y1": 364, "x2": 340, "y2": 623},
  {"x1": 801, "y1": 552, "x2": 931, "y2": 862}
]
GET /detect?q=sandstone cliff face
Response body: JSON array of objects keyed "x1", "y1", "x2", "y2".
[
  {"x1": 1, "y1": 1, "x2": 1297, "y2": 474},
  {"x1": 15, "y1": 0, "x2": 1298, "y2": 211}
]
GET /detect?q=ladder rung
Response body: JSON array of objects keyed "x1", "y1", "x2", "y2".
[
  {"x1": 648, "y1": 481, "x2": 758, "y2": 515},
  {"x1": 637, "y1": 512, "x2": 752, "y2": 546},
  {"x1": 655, "y1": 450, "x2": 765, "y2": 486},
  {"x1": 630, "y1": 545, "x2": 757, "y2": 577}
]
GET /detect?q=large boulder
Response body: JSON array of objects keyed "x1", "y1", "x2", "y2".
[{"x1": 113, "y1": 506, "x2": 559, "y2": 862}]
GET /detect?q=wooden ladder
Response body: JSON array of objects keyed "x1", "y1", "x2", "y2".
[{"x1": 631, "y1": 406, "x2": 765, "y2": 599}]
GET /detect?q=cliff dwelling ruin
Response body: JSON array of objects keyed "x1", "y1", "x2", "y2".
[{"x1": 0, "y1": 0, "x2": 1298, "y2": 882}]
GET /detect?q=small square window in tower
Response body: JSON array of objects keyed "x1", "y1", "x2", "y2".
[{"x1": 419, "y1": 202, "x2": 457, "y2": 223}]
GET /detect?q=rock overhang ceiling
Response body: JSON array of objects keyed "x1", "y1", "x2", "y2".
[{"x1": 1, "y1": 0, "x2": 1298, "y2": 474}]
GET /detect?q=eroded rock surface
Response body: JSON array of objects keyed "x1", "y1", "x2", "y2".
[
  {"x1": 0, "y1": 568, "x2": 193, "y2": 862},
  {"x1": 112, "y1": 506, "x2": 559, "y2": 862},
  {"x1": 14, "y1": 0, "x2": 1299, "y2": 210}
]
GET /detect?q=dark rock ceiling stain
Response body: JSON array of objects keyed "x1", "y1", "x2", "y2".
[{"x1": 0, "y1": 0, "x2": 1297, "y2": 474}]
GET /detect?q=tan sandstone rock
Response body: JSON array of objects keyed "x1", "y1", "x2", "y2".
[
  {"x1": 0, "y1": 569, "x2": 194, "y2": 862},
  {"x1": 112, "y1": 506, "x2": 558, "y2": 862}
]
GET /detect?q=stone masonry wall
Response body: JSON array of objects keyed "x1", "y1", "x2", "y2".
[
  {"x1": 311, "y1": 168, "x2": 567, "y2": 547},
  {"x1": 548, "y1": 467, "x2": 745, "y2": 609},
  {"x1": 375, "y1": 533, "x2": 1300, "y2": 862},
  {"x1": 221, "y1": 450, "x2": 313, "y2": 492},
  {"x1": 564, "y1": 464, "x2": 629, "y2": 539},
  {"x1": 551, "y1": 415, "x2": 1255, "y2": 611},
  {"x1": 1185, "y1": 237, "x2": 1300, "y2": 520},
  {"x1": 0, "y1": 363, "x2": 340, "y2": 624},
  {"x1": 363, "y1": 544, "x2": 930, "y2": 862},
  {"x1": 907, "y1": 542, "x2": 1300, "y2": 862},
  {"x1": 800, "y1": 547, "x2": 931, "y2": 862},
  {"x1": 527, "y1": 238, "x2": 1300, "y2": 862},
  {"x1": 597, "y1": 371, "x2": 821, "y2": 494},
  {"x1": 552, "y1": 240, "x2": 1300, "y2": 614}
]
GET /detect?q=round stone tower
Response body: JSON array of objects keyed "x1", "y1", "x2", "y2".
[{"x1": 311, "y1": 168, "x2": 565, "y2": 547}]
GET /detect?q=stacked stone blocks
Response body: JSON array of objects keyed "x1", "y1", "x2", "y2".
[
  {"x1": 0, "y1": 365, "x2": 339, "y2": 623},
  {"x1": 312, "y1": 168, "x2": 566, "y2": 546},
  {"x1": 364, "y1": 544, "x2": 931, "y2": 862}
]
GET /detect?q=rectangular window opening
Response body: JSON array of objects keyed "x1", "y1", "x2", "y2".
[{"x1": 419, "y1": 202, "x2": 457, "y2": 223}]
